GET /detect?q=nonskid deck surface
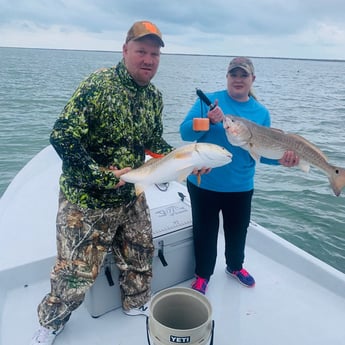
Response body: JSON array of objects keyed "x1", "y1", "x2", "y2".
[
  {"x1": 1, "y1": 146, "x2": 345, "y2": 345},
  {"x1": 1, "y1": 233, "x2": 345, "y2": 345}
]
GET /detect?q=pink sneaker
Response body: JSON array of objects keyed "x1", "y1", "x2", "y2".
[
  {"x1": 191, "y1": 275, "x2": 208, "y2": 294},
  {"x1": 226, "y1": 267, "x2": 255, "y2": 287}
]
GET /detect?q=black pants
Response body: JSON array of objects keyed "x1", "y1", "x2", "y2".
[{"x1": 187, "y1": 180, "x2": 253, "y2": 280}]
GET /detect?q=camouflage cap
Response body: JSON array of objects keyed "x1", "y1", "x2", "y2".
[
  {"x1": 126, "y1": 20, "x2": 164, "y2": 47},
  {"x1": 228, "y1": 57, "x2": 255, "y2": 75}
]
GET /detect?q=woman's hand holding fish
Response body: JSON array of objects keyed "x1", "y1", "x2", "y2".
[
  {"x1": 279, "y1": 151, "x2": 299, "y2": 167},
  {"x1": 191, "y1": 167, "x2": 212, "y2": 175},
  {"x1": 208, "y1": 100, "x2": 224, "y2": 124},
  {"x1": 191, "y1": 167, "x2": 212, "y2": 186},
  {"x1": 109, "y1": 166, "x2": 132, "y2": 188}
]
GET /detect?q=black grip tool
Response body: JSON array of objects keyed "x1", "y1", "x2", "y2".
[{"x1": 196, "y1": 88, "x2": 216, "y2": 110}]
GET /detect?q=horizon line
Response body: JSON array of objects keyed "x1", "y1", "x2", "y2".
[{"x1": 1, "y1": 45, "x2": 344, "y2": 63}]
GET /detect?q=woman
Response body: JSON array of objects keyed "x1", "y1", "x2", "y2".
[{"x1": 180, "y1": 57, "x2": 298, "y2": 294}]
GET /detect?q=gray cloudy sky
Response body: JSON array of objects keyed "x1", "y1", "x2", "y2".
[{"x1": 1, "y1": 0, "x2": 345, "y2": 60}]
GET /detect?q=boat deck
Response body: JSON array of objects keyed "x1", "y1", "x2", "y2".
[
  {"x1": 1, "y1": 145, "x2": 345, "y2": 345},
  {"x1": 1, "y1": 222, "x2": 345, "y2": 345}
]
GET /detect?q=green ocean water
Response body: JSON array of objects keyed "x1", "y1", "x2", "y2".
[{"x1": 0, "y1": 47, "x2": 344, "y2": 273}]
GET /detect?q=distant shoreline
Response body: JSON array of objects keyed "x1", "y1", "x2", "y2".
[{"x1": 1, "y1": 45, "x2": 344, "y2": 63}]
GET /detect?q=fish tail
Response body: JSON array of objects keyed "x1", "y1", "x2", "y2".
[
  {"x1": 329, "y1": 166, "x2": 345, "y2": 197},
  {"x1": 144, "y1": 149, "x2": 165, "y2": 158}
]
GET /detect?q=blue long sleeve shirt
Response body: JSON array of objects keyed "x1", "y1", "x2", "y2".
[{"x1": 180, "y1": 90, "x2": 279, "y2": 192}]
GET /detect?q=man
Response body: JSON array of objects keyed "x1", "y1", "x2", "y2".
[{"x1": 30, "y1": 20, "x2": 173, "y2": 345}]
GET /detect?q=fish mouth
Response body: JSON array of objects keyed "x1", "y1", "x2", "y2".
[
  {"x1": 226, "y1": 127, "x2": 240, "y2": 135},
  {"x1": 223, "y1": 121, "x2": 237, "y2": 134}
]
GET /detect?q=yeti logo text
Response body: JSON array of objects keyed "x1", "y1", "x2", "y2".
[{"x1": 170, "y1": 335, "x2": 191, "y2": 343}]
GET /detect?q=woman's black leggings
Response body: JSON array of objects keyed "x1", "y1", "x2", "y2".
[{"x1": 187, "y1": 180, "x2": 253, "y2": 280}]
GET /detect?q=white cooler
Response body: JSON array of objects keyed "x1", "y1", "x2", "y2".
[{"x1": 84, "y1": 182, "x2": 195, "y2": 317}]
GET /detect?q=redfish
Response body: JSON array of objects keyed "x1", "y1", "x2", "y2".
[
  {"x1": 121, "y1": 143, "x2": 232, "y2": 195},
  {"x1": 223, "y1": 114, "x2": 345, "y2": 196}
]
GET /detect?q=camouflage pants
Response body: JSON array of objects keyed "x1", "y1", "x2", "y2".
[{"x1": 37, "y1": 191, "x2": 153, "y2": 330}]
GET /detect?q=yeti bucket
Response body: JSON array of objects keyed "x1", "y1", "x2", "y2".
[{"x1": 147, "y1": 287, "x2": 214, "y2": 345}]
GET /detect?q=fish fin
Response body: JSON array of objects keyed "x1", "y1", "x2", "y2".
[
  {"x1": 134, "y1": 184, "x2": 146, "y2": 196},
  {"x1": 144, "y1": 149, "x2": 165, "y2": 158},
  {"x1": 248, "y1": 147, "x2": 261, "y2": 162},
  {"x1": 177, "y1": 171, "x2": 190, "y2": 182},
  {"x1": 244, "y1": 142, "x2": 261, "y2": 162},
  {"x1": 270, "y1": 128, "x2": 285, "y2": 134},
  {"x1": 177, "y1": 170, "x2": 202, "y2": 185},
  {"x1": 298, "y1": 160, "x2": 310, "y2": 173}
]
